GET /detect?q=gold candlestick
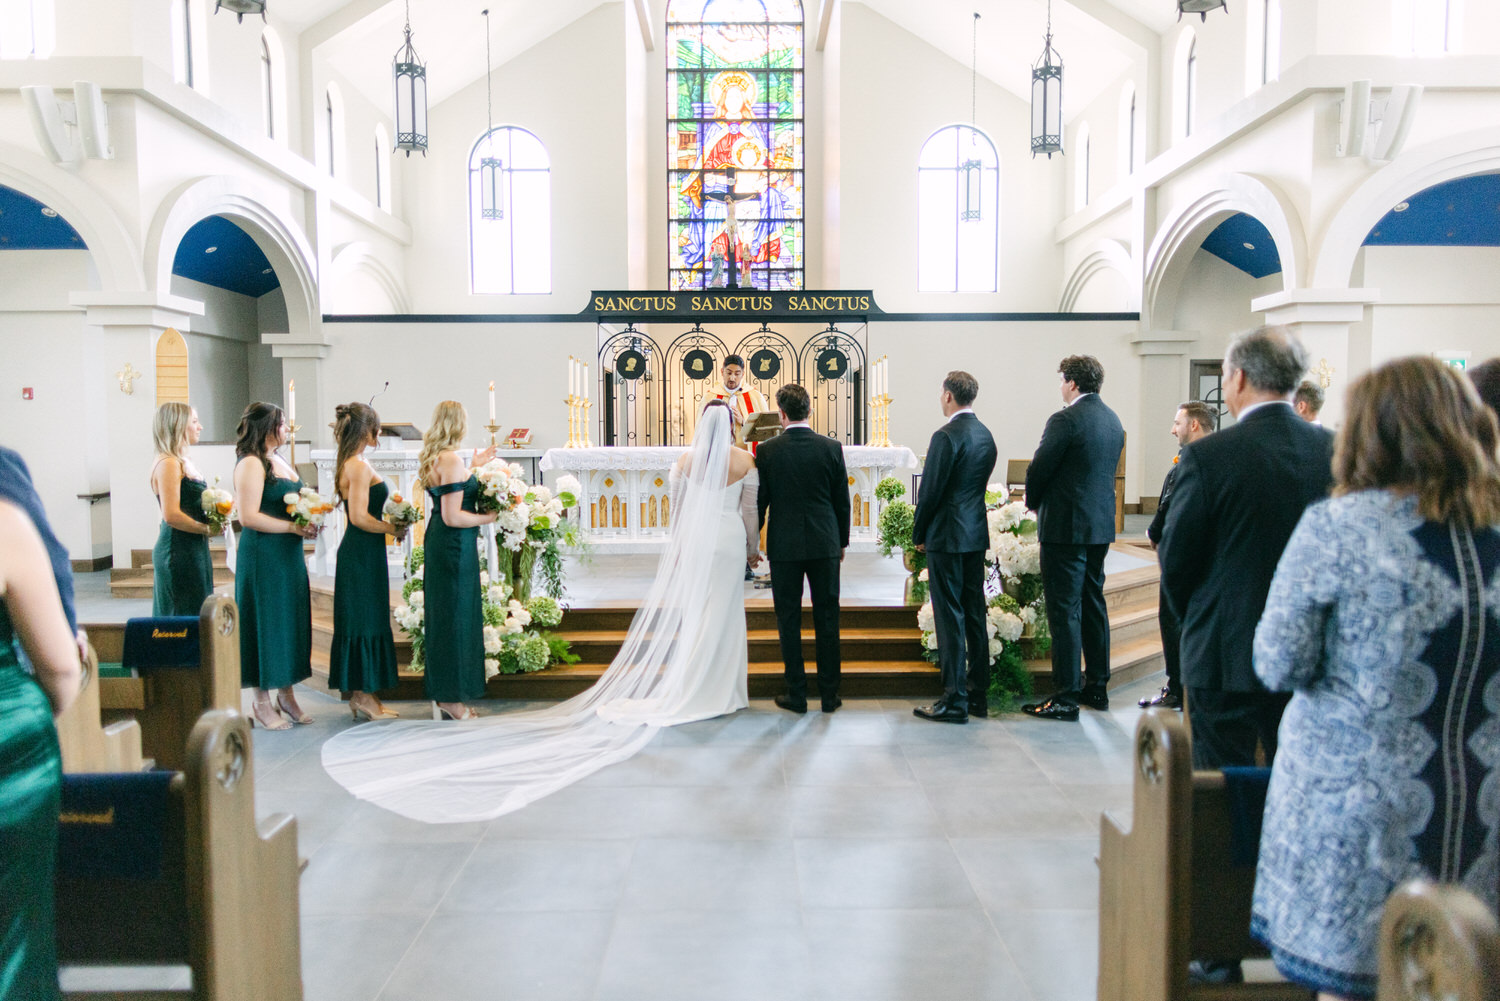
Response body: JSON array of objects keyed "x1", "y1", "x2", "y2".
[
  {"x1": 288, "y1": 421, "x2": 302, "y2": 466},
  {"x1": 484, "y1": 421, "x2": 501, "y2": 448},
  {"x1": 581, "y1": 399, "x2": 593, "y2": 448},
  {"x1": 565, "y1": 395, "x2": 579, "y2": 448}
]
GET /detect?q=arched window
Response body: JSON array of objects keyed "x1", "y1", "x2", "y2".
[
  {"x1": 260, "y1": 37, "x2": 274, "y2": 138},
  {"x1": 172, "y1": 0, "x2": 194, "y2": 85},
  {"x1": 1119, "y1": 83, "x2": 1137, "y2": 176},
  {"x1": 374, "y1": 124, "x2": 392, "y2": 209},
  {"x1": 323, "y1": 83, "x2": 345, "y2": 179},
  {"x1": 469, "y1": 126, "x2": 551, "y2": 295},
  {"x1": 0, "y1": 0, "x2": 55, "y2": 58},
  {"x1": 1178, "y1": 30, "x2": 1198, "y2": 139},
  {"x1": 1246, "y1": 0, "x2": 1281, "y2": 89},
  {"x1": 1075, "y1": 122, "x2": 1091, "y2": 211},
  {"x1": 326, "y1": 92, "x2": 336, "y2": 176},
  {"x1": 1394, "y1": 0, "x2": 1458, "y2": 55},
  {"x1": 666, "y1": 0, "x2": 805, "y2": 291},
  {"x1": 917, "y1": 125, "x2": 998, "y2": 293}
]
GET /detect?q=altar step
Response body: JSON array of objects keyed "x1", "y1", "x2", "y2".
[{"x1": 112, "y1": 542, "x2": 313, "y2": 598}]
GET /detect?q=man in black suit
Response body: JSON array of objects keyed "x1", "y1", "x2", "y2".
[
  {"x1": 757, "y1": 384, "x2": 850, "y2": 714},
  {"x1": 1021, "y1": 355, "x2": 1125, "y2": 722},
  {"x1": 1160, "y1": 326, "x2": 1334, "y2": 769},
  {"x1": 1138, "y1": 400, "x2": 1217, "y2": 710},
  {"x1": 911, "y1": 371, "x2": 998, "y2": 724}
]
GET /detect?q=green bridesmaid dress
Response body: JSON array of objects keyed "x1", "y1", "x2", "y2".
[
  {"x1": 235, "y1": 473, "x2": 312, "y2": 690},
  {"x1": 328, "y1": 480, "x2": 397, "y2": 694},
  {"x1": 423, "y1": 476, "x2": 485, "y2": 702},
  {"x1": 0, "y1": 603, "x2": 63, "y2": 1001},
  {"x1": 152, "y1": 475, "x2": 214, "y2": 617}
]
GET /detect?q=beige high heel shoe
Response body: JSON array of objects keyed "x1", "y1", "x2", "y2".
[{"x1": 251, "y1": 699, "x2": 292, "y2": 731}]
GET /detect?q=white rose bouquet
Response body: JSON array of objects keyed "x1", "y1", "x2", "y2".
[
  {"x1": 286, "y1": 486, "x2": 334, "y2": 528},
  {"x1": 200, "y1": 477, "x2": 234, "y2": 534},
  {"x1": 382, "y1": 490, "x2": 420, "y2": 531}
]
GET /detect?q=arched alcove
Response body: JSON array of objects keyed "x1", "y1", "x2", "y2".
[{"x1": 155, "y1": 327, "x2": 188, "y2": 406}]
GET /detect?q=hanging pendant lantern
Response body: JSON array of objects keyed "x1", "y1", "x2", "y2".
[
  {"x1": 960, "y1": 158, "x2": 983, "y2": 221},
  {"x1": 960, "y1": 14, "x2": 985, "y2": 222},
  {"x1": 392, "y1": 0, "x2": 427, "y2": 156},
  {"x1": 480, "y1": 157, "x2": 504, "y2": 219},
  {"x1": 1177, "y1": 0, "x2": 1228, "y2": 21},
  {"x1": 214, "y1": 0, "x2": 266, "y2": 23},
  {"x1": 1030, "y1": 1, "x2": 1063, "y2": 158}
]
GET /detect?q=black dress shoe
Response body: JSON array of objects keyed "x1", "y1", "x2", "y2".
[
  {"x1": 913, "y1": 703, "x2": 968, "y2": 724},
  {"x1": 967, "y1": 701, "x2": 989, "y2": 719},
  {"x1": 774, "y1": 694, "x2": 807, "y2": 714},
  {"x1": 1138, "y1": 686, "x2": 1183, "y2": 710},
  {"x1": 1021, "y1": 697, "x2": 1079, "y2": 722},
  {"x1": 1078, "y1": 685, "x2": 1110, "y2": 711},
  {"x1": 1187, "y1": 960, "x2": 1243, "y2": 985},
  {"x1": 821, "y1": 697, "x2": 843, "y2": 713}
]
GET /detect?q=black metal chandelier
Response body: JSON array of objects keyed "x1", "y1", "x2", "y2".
[
  {"x1": 393, "y1": 0, "x2": 428, "y2": 156},
  {"x1": 1030, "y1": 0, "x2": 1063, "y2": 157},
  {"x1": 960, "y1": 12, "x2": 984, "y2": 221},
  {"x1": 214, "y1": 0, "x2": 266, "y2": 23},
  {"x1": 478, "y1": 9, "x2": 503, "y2": 219},
  {"x1": 1177, "y1": 0, "x2": 1228, "y2": 21}
]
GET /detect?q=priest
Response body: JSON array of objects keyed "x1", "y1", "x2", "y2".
[{"x1": 710, "y1": 355, "x2": 767, "y2": 449}]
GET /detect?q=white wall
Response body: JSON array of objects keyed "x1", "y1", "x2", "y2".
[{"x1": 1363, "y1": 245, "x2": 1500, "y2": 368}]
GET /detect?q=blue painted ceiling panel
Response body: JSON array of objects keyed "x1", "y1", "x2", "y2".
[
  {"x1": 1200, "y1": 213, "x2": 1282, "y2": 279},
  {"x1": 171, "y1": 215, "x2": 281, "y2": 298},
  {"x1": 1364, "y1": 173, "x2": 1500, "y2": 247},
  {"x1": 0, "y1": 184, "x2": 87, "y2": 249}
]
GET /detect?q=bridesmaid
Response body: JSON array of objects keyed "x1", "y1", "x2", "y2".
[
  {"x1": 149, "y1": 402, "x2": 215, "y2": 617},
  {"x1": 417, "y1": 401, "x2": 497, "y2": 720},
  {"x1": 330, "y1": 403, "x2": 403, "y2": 721},
  {"x1": 232, "y1": 402, "x2": 317, "y2": 731},
  {"x1": 0, "y1": 482, "x2": 83, "y2": 1001}
]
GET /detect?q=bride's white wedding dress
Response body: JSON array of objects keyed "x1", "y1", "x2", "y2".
[{"x1": 321, "y1": 406, "x2": 759, "y2": 823}]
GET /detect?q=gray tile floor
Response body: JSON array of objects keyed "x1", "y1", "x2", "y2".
[{"x1": 64, "y1": 518, "x2": 1164, "y2": 1000}]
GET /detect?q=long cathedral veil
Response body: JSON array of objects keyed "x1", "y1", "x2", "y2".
[{"x1": 321, "y1": 406, "x2": 740, "y2": 823}]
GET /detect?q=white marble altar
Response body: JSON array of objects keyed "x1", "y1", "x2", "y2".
[{"x1": 539, "y1": 445, "x2": 920, "y2": 553}]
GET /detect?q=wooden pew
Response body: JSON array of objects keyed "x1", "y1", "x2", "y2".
[
  {"x1": 55, "y1": 645, "x2": 146, "y2": 773},
  {"x1": 56, "y1": 709, "x2": 303, "y2": 1001},
  {"x1": 1097, "y1": 708, "x2": 1310, "y2": 1001},
  {"x1": 1378, "y1": 881, "x2": 1500, "y2": 1001},
  {"x1": 93, "y1": 596, "x2": 241, "y2": 772}
]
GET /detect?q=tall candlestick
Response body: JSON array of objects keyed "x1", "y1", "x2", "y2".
[
  {"x1": 287, "y1": 379, "x2": 296, "y2": 423},
  {"x1": 583, "y1": 363, "x2": 590, "y2": 400},
  {"x1": 488, "y1": 381, "x2": 496, "y2": 421},
  {"x1": 569, "y1": 357, "x2": 577, "y2": 399}
]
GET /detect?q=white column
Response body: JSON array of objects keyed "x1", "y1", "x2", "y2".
[
  {"x1": 71, "y1": 292, "x2": 206, "y2": 567},
  {"x1": 1251, "y1": 288, "x2": 1380, "y2": 428},
  {"x1": 1130, "y1": 329, "x2": 1196, "y2": 511},
  {"x1": 263, "y1": 336, "x2": 331, "y2": 453}
]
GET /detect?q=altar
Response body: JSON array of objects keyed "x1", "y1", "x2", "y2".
[{"x1": 539, "y1": 445, "x2": 919, "y2": 553}]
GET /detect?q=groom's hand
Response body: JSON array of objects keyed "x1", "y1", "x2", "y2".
[
  {"x1": 839, "y1": 548, "x2": 846, "y2": 564},
  {"x1": 914, "y1": 543, "x2": 926, "y2": 553}
]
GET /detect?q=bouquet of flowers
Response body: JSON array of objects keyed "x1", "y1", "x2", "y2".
[
  {"x1": 200, "y1": 477, "x2": 234, "y2": 534},
  {"x1": 382, "y1": 490, "x2": 420, "y2": 531},
  {"x1": 285, "y1": 486, "x2": 334, "y2": 528},
  {"x1": 474, "y1": 460, "x2": 525, "y2": 516}
]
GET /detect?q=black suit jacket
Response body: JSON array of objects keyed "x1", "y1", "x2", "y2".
[
  {"x1": 912, "y1": 413, "x2": 998, "y2": 554},
  {"x1": 1146, "y1": 458, "x2": 1180, "y2": 547},
  {"x1": 756, "y1": 428, "x2": 850, "y2": 561},
  {"x1": 1024, "y1": 394, "x2": 1125, "y2": 545},
  {"x1": 0, "y1": 446, "x2": 77, "y2": 631},
  {"x1": 1159, "y1": 403, "x2": 1334, "y2": 693}
]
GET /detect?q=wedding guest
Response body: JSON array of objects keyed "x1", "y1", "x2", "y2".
[
  {"x1": 1252, "y1": 356, "x2": 1500, "y2": 1000},
  {"x1": 232, "y1": 402, "x2": 317, "y2": 731},
  {"x1": 418, "y1": 401, "x2": 497, "y2": 720},
  {"x1": 0, "y1": 447, "x2": 79, "y2": 637},
  {"x1": 330, "y1": 403, "x2": 402, "y2": 721},
  {"x1": 149, "y1": 402, "x2": 216, "y2": 616},
  {"x1": 1467, "y1": 356, "x2": 1500, "y2": 415},
  {"x1": 0, "y1": 480, "x2": 84, "y2": 1001},
  {"x1": 1291, "y1": 380, "x2": 1325, "y2": 424}
]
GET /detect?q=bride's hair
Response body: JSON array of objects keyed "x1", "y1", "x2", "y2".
[
  {"x1": 701, "y1": 398, "x2": 734, "y2": 440},
  {"x1": 418, "y1": 400, "x2": 467, "y2": 489}
]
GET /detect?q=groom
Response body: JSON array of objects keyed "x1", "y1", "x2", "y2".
[{"x1": 757, "y1": 384, "x2": 850, "y2": 714}]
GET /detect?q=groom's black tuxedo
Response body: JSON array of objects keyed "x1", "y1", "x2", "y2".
[
  {"x1": 757, "y1": 427, "x2": 850, "y2": 708},
  {"x1": 913, "y1": 412, "x2": 998, "y2": 713}
]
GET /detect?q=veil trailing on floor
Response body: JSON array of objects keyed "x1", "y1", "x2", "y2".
[{"x1": 320, "y1": 406, "x2": 740, "y2": 823}]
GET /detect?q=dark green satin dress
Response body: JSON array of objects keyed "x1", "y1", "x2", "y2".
[
  {"x1": 152, "y1": 475, "x2": 214, "y2": 617},
  {"x1": 235, "y1": 473, "x2": 312, "y2": 690},
  {"x1": 0, "y1": 603, "x2": 62, "y2": 1001},
  {"x1": 329, "y1": 480, "x2": 397, "y2": 694},
  {"x1": 423, "y1": 476, "x2": 485, "y2": 702}
]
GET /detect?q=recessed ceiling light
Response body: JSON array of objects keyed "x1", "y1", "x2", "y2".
[
  {"x1": 205, "y1": 246, "x2": 218, "y2": 253},
  {"x1": 1242, "y1": 242, "x2": 1255, "y2": 250},
  {"x1": 1393, "y1": 201, "x2": 1409, "y2": 212},
  {"x1": 40, "y1": 206, "x2": 58, "y2": 217},
  {"x1": 261, "y1": 268, "x2": 273, "y2": 274}
]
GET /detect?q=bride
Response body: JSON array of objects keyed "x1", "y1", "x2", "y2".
[{"x1": 321, "y1": 401, "x2": 762, "y2": 822}]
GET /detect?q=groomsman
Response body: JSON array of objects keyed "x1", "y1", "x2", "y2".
[
  {"x1": 757, "y1": 384, "x2": 849, "y2": 714},
  {"x1": 911, "y1": 372, "x2": 998, "y2": 723},
  {"x1": 1022, "y1": 355, "x2": 1125, "y2": 722}
]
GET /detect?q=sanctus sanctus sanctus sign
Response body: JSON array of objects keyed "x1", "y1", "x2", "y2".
[{"x1": 584, "y1": 290, "x2": 883, "y2": 321}]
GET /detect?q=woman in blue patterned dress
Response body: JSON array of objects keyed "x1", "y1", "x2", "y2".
[{"x1": 1252, "y1": 356, "x2": 1500, "y2": 1000}]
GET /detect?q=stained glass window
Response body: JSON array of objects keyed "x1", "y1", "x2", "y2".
[
  {"x1": 667, "y1": 0, "x2": 804, "y2": 291},
  {"x1": 469, "y1": 126, "x2": 551, "y2": 295},
  {"x1": 918, "y1": 125, "x2": 998, "y2": 293}
]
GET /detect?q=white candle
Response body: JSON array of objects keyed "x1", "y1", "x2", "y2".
[
  {"x1": 287, "y1": 379, "x2": 296, "y2": 423},
  {"x1": 488, "y1": 381, "x2": 496, "y2": 421}
]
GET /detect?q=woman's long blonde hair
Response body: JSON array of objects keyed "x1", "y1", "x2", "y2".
[
  {"x1": 153, "y1": 402, "x2": 193, "y2": 461},
  {"x1": 418, "y1": 401, "x2": 467, "y2": 489}
]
